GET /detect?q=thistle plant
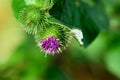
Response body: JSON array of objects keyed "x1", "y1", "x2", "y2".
[
  {"x1": 35, "y1": 23, "x2": 72, "y2": 55},
  {"x1": 13, "y1": 0, "x2": 83, "y2": 56}
]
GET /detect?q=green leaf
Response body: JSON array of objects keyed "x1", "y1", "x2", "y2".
[
  {"x1": 49, "y1": 0, "x2": 65, "y2": 19},
  {"x1": 50, "y1": 0, "x2": 109, "y2": 46}
]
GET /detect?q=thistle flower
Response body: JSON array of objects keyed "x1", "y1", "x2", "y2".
[
  {"x1": 40, "y1": 36, "x2": 59, "y2": 54},
  {"x1": 36, "y1": 23, "x2": 72, "y2": 55},
  {"x1": 19, "y1": 5, "x2": 47, "y2": 34}
]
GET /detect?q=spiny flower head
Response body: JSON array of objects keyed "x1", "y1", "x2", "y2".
[
  {"x1": 19, "y1": 5, "x2": 47, "y2": 34},
  {"x1": 36, "y1": 23, "x2": 72, "y2": 55}
]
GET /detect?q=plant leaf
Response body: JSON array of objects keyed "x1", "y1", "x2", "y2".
[{"x1": 50, "y1": 0, "x2": 109, "y2": 46}]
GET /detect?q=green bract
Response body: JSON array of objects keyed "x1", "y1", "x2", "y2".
[{"x1": 19, "y1": 5, "x2": 47, "y2": 34}]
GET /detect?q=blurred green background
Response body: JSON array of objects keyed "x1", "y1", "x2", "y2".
[{"x1": 0, "y1": 0, "x2": 120, "y2": 80}]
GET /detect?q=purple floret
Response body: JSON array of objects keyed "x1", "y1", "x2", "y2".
[{"x1": 41, "y1": 36, "x2": 59, "y2": 53}]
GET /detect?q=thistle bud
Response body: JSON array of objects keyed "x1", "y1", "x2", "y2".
[
  {"x1": 36, "y1": 23, "x2": 72, "y2": 55},
  {"x1": 19, "y1": 5, "x2": 47, "y2": 34}
]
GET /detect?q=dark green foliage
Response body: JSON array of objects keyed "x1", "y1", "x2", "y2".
[{"x1": 50, "y1": 0, "x2": 109, "y2": 46}]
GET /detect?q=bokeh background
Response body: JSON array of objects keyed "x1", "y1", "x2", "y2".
[{"x1": 0, "y1": 0, "x2": 120, "y2": 80}]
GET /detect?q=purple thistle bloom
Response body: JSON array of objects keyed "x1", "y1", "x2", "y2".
[{"x1": 40, "y1": 36, "x2": 59, "y2": 54}]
